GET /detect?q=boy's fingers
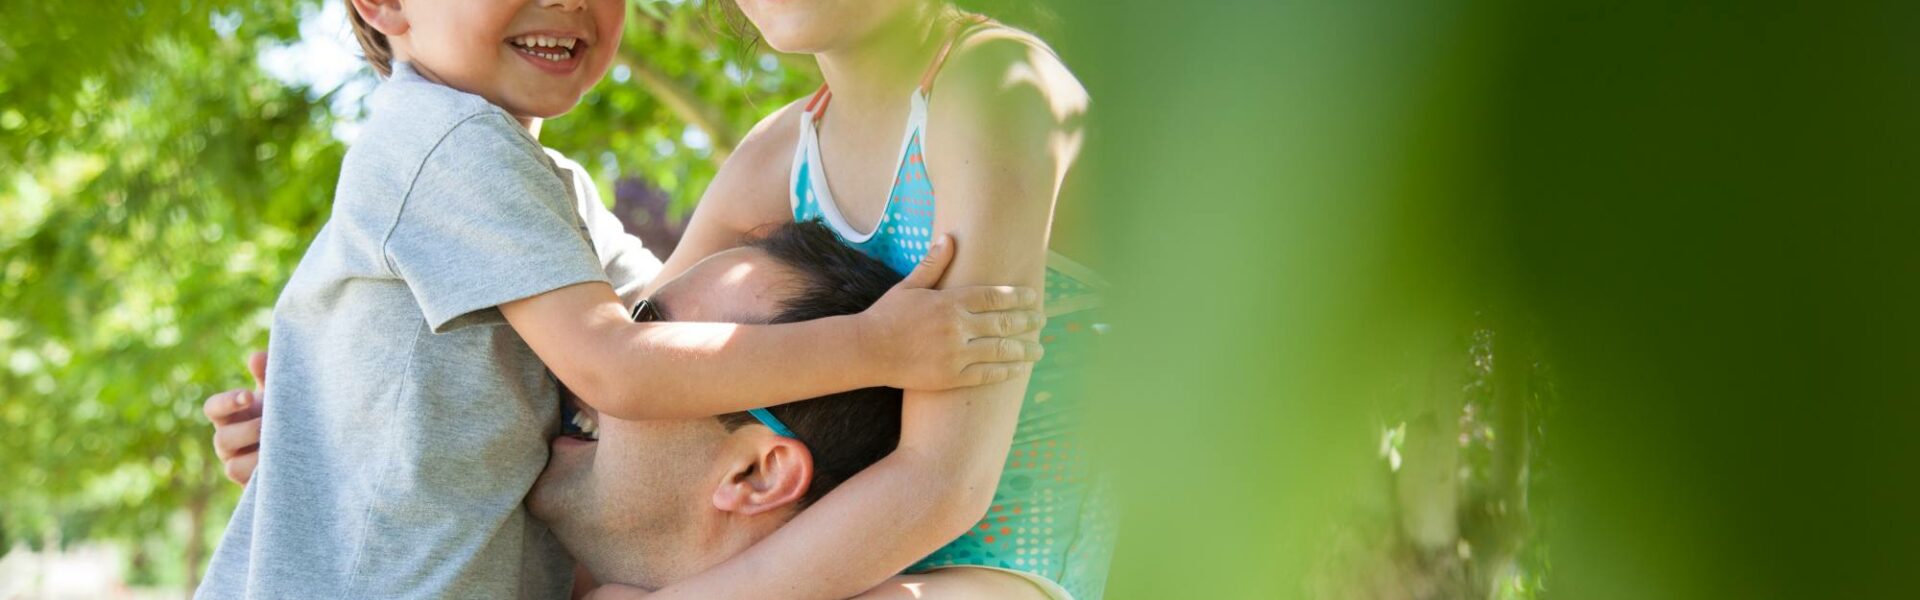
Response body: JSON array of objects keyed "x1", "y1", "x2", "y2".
[
  {"x1": 223, "y1": 452, "x2": 259, "y2": 486},
  {"x1": 246, "y1": 350, "x2": 269, "y2": 389},
  {"x1": 960, "y1": 286, "x2": 1038, "y2": 313},
  {"x1": 213, "y1": 419, "x2": 262, "y2": 460},
  {"x1": 969, "y1": 310, "x2": 1045, "y2": 338},
  {"x1": 959, "y1": 361, "x2": 1033, "y2": 387},
  {"x1": 896, "y1": 235, "x2": 954, "y2": 290},
  {"x1": 968, "y1": 337, "x2": 1045, "y2": 364}
]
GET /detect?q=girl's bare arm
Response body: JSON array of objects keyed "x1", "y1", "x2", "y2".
[{"x1": 627, "y1": 34, "x2": 1085, "y2": 599}]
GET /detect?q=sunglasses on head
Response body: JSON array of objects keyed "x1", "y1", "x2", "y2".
[{"x1": 630, "y1": 298, "x2": 796, "y2": 439}]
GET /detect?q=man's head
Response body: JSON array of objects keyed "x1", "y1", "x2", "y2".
[
  {"x1": 345, "y1": 0, "x2": 623, "y2": 119},
  {"x1": 529, "y1": 221, "x2": 903, "y2": 587}
]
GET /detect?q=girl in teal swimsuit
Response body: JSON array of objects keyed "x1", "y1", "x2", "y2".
[
  {"x1": 788, "y1": 15, "x2": 1114, "y2": 599},
  {"x1": 619, "y1": 3, "x2": 1111, "y2": 599}
]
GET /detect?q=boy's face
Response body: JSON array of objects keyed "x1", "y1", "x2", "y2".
[{"x1": 388, "y1": 0, "x2": 623, "y2": 120}]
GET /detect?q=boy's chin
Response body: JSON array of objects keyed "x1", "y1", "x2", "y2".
[
  {"x1": 497, "y1": 85, "x2": 595, "y2": 120},
  {"x1": 506, "y1": 102, "x2": 579, "y2": 125},
  {"x1": 508, "y1": 98, "x2": 585, "y2": 122}
]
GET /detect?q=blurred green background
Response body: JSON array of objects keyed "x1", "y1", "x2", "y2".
[{"x1": 4, "y1": 1, "x2": 1917, "y2": 598}]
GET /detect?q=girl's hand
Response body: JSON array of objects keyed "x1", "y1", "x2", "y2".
[
  {"x1": 203, "y1": 351, "x2": 269, "y2": 485},
  {"x1": 858, "y1": 234, "x2": 1045, "y2": 390}
]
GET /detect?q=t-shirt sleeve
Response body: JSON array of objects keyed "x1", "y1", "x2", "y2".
[
  {"x1": 384, "y1": 114, "x2": 611, "y2": 333},
  {"x1": 548, "y1": 149, "x2": 662, "y2": 308}
]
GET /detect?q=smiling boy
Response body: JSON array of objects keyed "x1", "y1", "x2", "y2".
[{"x1": 196, "y1": 1, "x2": 633, "y2": 598}]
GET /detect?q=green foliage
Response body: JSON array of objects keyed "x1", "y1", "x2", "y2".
[{"x1": 1, "y1": 1, "x2": 338, "y2": 583}]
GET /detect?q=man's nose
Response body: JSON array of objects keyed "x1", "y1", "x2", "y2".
[{"x1": 540, "y1": 0, "x2": 587, "y2": 11}]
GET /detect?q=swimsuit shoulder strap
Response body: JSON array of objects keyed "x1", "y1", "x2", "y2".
[{"x1": 803, "y1": 83, "x2": 832, "y2": 125}]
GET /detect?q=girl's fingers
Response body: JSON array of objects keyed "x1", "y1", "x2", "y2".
[
  {"x1": 223, "y1": 452, "x2": 258, "y2": 486},
  {"x1": 213, "y1": 417, "x2": 262, "y2": 460},
  {"x1": 960, "y1": 285, "x2": 1040, "y2": 313},
  {"x1": 968, "y1": 310, "x2": 1045, "y2": 338},
  {"x1": 967, "y1": 337, "x2": 1045, "y2": 364}
]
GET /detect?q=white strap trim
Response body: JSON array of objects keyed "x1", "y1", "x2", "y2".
[{"x1": 791, "y1": 92, "x2": 929, "y2": 244}]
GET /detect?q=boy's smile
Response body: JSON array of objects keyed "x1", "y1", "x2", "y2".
[
  {"x1": 359, "y1": 0, "x2": 624, "y2": 122},
  {"x1": 507, "y1": 32, "x2": 587, "y2": 73}
]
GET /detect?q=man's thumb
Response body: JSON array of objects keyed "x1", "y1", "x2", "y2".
[
  {"x1": 897, "y1": 235, "x2": 954, "y2": 290},
  {"x1": 247, "y1": 351, "x2": 269, "y2": 390}
]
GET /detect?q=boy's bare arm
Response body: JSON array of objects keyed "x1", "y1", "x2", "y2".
[
  {"x1": 500, "y1": 238, "x2": 1043, "y2": 421},
  {"x1": 501, "y1": 281, "x2": 870, "y2": 420}
]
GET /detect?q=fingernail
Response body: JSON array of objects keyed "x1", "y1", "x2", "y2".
[{"x1": 236, "y1": 391, "x2": 252, "y2": 408}]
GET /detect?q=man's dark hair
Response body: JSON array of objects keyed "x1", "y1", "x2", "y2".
[{"x1": 714, "y1": 220, "x2": 904, "y2": 508}]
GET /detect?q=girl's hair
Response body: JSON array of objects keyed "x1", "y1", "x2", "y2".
[
  {"x1": 948, "y1": 0, "x2": 1058, "y2": 33},
  {"x1": 345, "y1": 0, "x2": 395, "y2": 77},
  {"x1": 704, "y1": 0, "x2": 765, "y2": 51}
]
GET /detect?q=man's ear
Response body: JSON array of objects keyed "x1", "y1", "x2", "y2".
[
  {"x1": 711, "y1": 434, "x2": 813, "y2": 516},
  {"x1": 349, "y1": 0, "x2": 410, "y2": 36}
]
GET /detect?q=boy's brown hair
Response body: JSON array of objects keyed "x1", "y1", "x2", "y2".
[{"x1": 346, "y1": 0, "x2": 394, "y2": 77}]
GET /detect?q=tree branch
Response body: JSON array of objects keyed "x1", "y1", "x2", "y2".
[{"x1": 615, "y1": 49, "x2": 742, "y2": 162}]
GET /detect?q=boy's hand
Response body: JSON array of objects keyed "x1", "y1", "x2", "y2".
[
  {"x1": 859, "y1": 234, "x2": 1045, "y2": 390},
  {"x1": 203, "y1": 351, "x2": 268, "y2": 485}
]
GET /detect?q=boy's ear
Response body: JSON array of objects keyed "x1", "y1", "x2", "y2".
[
  {"x1": 711, "y1": 434, "x2": 813, "y2": 517},
  {"x1": 349, "y1": 0, "x2": 411, "y2": 37}
]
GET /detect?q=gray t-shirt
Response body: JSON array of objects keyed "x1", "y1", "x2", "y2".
[{"x1": 198, "y1": 62, "x2": 659, "y2": 600}]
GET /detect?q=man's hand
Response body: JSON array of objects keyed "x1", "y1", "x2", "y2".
[
  {"x1": 203, "y1": 351, "x2": 268, "y2": 485},
  {"x1": 858, "y1": 234, "x2": 1046, "y2": 390}
]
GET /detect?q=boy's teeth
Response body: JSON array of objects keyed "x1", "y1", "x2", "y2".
[
  {"x1": 513, "y1": 35, "x2": 577, "y2": 49},
  {"x1": 510, "y1": 35, "x2": 581, "y2": 62}
]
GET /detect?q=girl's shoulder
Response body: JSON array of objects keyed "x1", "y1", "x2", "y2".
[
  {"x1": 698, "y1": 96, "x2": 812, "y2": 230},
  {"x1": 922, "y1": 27, "x2": 1088, "y2": 194},
  {"x1": 926, "y1": 26, "x2": 1089, "y2": 137},
  {"x1": 736, "y1": 95, "x2": 810, "y2": 160}
]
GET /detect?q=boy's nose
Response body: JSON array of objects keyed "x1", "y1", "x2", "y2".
[{"x1": 540, "y1": 0, "x2": 586, "y2": 11}]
